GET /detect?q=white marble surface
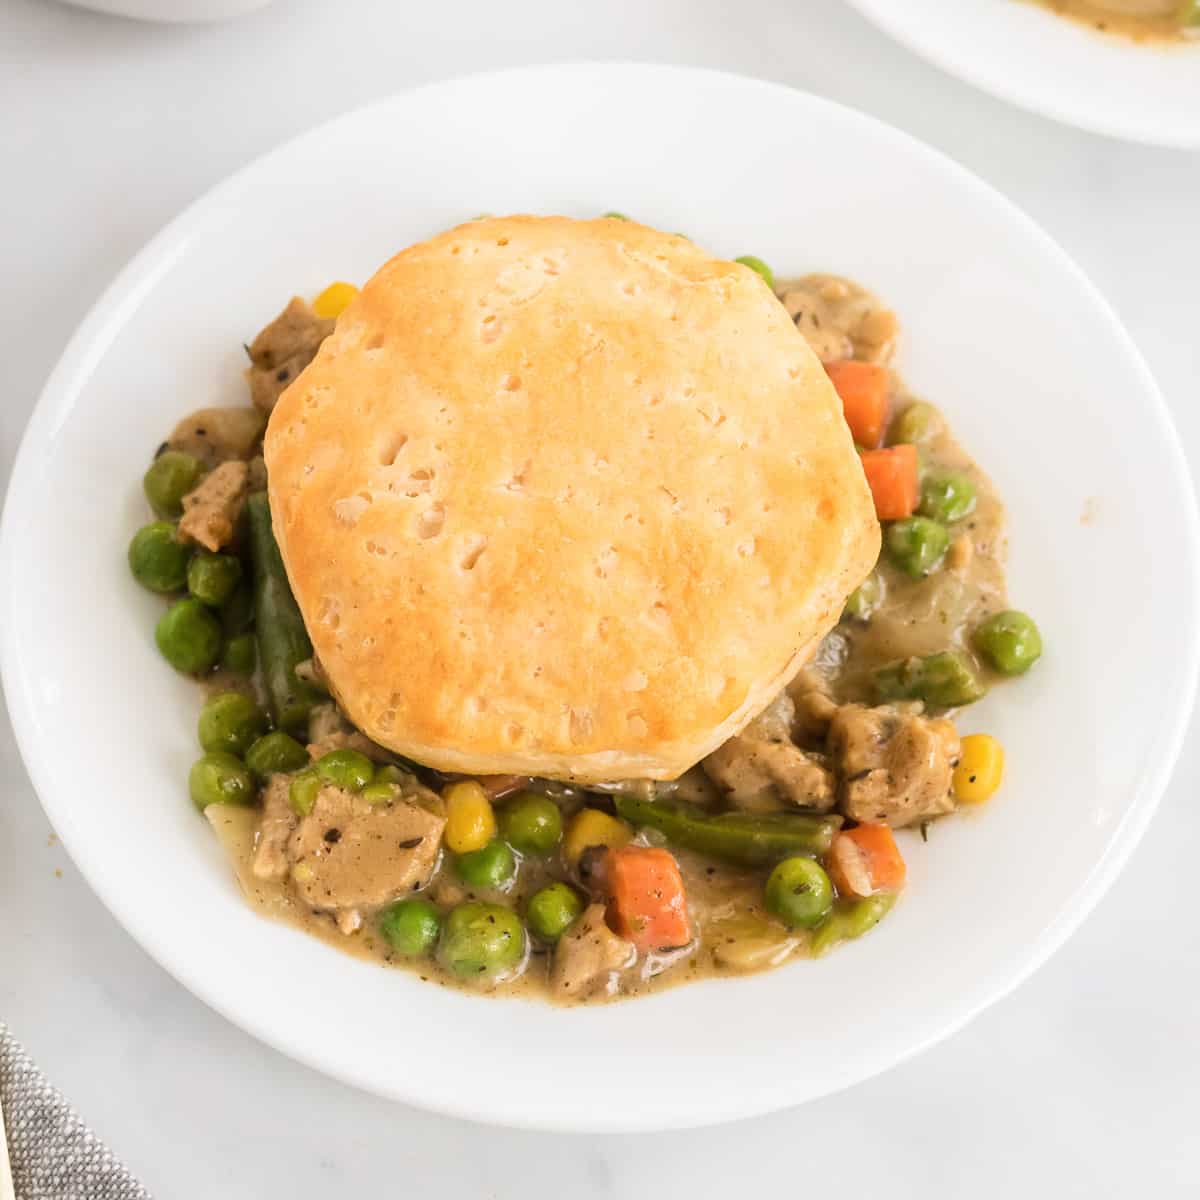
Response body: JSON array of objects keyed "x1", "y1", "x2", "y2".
[{"x1": 2, "y1": 0, "x2": 1198, "y2": 1194}]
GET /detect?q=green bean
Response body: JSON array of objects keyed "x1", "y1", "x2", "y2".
[
  {"x1": 734, "y1": 255, "x2": 774, "y2": 289},
  {"x1": 143, "y1": 450, "x2": 205, "y2": 519},
  {"x1": 155, "y1": 598, "x2": 222, "y2": 674},
  {"x1": 244, "y1": 731, "x2": 309, "y2": 780},
  {"x1": 438, "y1": 901, "x2": 526, "y2": 978},
  {"x1": 885, "y1": 516, "x2": 949, "y2": 579},
  {"x1": 128, "y1": 522, "x2": 190, "y2": 593},
  {"x1": 873, "y1": 650, "x2": 985, "y2": 708},
  {"x1": 187, "y1": 552, "x2": 243, "y2": 607},
  {"x1": 525, "y1": 883, "x2": 584, "y2": 943},
  {"x1": 246, "y1": 492, "x2": 321, "y2": 732},
  {"x1": 378, "y1": 899, "x2": 442, "y2": 957},
  {"x1": 613, "y1": 796, "x2": 840, "y2": 866},
  {"x1": 765, "y1": 856, "x2": 833, "y2": 929},
  {"x1": 974, "y1": 610, "x2": 1042, "y2": 675},
  {"x1": 188, "y1": 752, "x2": 254, "y2": 811},
  {"x1": 918, "y1": 472, "x2": 976, "y2": 524},
  {"x1": 810, "y1": 893, "x2": 896, "y2": 956},
  {"x1": 220, "y1": 632, "x2": 257, "y2": 674},
  {"x1": 220, "y1": 580, "x2": 255, "y2": 636}
]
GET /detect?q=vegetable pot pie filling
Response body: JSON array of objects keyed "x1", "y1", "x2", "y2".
[
  {"x1": 1025, "y1": 0, "x2": 1200, "y2": 40},
  {"x1": 128, "y1": 219, "x2": 1042, "y2": 1004}
]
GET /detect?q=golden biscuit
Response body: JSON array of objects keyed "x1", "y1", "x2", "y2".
[{"x1": 265, "y1": 216, "x2": 879, "y2": 781}]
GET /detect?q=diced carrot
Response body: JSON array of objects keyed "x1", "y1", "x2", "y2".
[
  {"x1": 826, "y1": 361, "x2": 890, "y2": 449},
  {"x1": 860, "y1": 444, "x2": 919, "y2": 520},
  {"x1": 827, "y1": 825, "x2": 907, "y2": 898},
  {"x1": 605, "y1": 845, "x2": 692, "y2": 950}
]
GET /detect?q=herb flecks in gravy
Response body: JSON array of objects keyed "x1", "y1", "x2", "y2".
[{"x1": 129, "y1": 265, "x2": 1042, "y2": 1005}]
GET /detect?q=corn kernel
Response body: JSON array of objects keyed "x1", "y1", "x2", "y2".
[
  {"x1": 563, "y1": 808, "x2": 632, "y2": 865},
  {"x1": 953, "y1": 734, "x2": 1004, "y2": 804},
  {"x1": 312, "y1": 281, "x2": 359, "y2": 320},
  {"x1": 443, "y1": 781, "x2": 496, "y2": 853}
]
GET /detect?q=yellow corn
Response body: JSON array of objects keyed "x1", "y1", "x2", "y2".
[
  {"x1": 563, "y1": 808, "x2": 632, "y2": 865},
  {"x1": 312, "y1": 281, "x2": 358, "y2": 320},
  {"x1": 443, "y1": 781, "x2": 496, "y2": 853},
  {"x1": 953, "y1": 734, "x2": 1005, "y2": 804}
]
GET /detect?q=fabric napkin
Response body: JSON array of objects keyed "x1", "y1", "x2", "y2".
[{"x1": 0, "y1": 1023, "x2": 150, "y2": 1200}]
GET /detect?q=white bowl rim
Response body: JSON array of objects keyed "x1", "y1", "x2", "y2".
[{"x1": 2, "y1": 63, "x2": 1197, "y2": 1130}]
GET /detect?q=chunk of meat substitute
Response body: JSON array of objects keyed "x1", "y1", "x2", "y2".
[
  {"x1": 551, "y1": 903, "x2": 636, "y2": 1000},
  {"x1": 177, "y1": 460, "x2": 249, "y2": 551},
  {"x1": 251, "y1": 774, "x2": 297, "y2": 882},
  {"x1": 167, "y1": 406, "x2": 266, "y2": 468},
  {"x1": 827, "y1": 704, "x2": 961, "y2": 827},
  {"x1": 288, "y1": 786, "x2": 445, "y2": 928},
  {"x1": 246, "y1": 297, "x2": 334, "y2": 413},
  {"x1": 703, "y1": 692, "x2": 836, "y2": 812}
]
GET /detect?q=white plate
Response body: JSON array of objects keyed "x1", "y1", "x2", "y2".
[
  {"x1": 2, "y1": 64, "x2": 1196, "y2": 1131},
  {"x1": 61, "y1": 0, "x2": 274, "y2": 22},
  {"x1": 846, "y1": 0, "x2": 1200, "y2": 147}
]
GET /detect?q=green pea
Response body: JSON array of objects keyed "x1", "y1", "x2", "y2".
[
  {"x1": 128, "y1": 522, "x2": 190, "y2": 593},
  {"x1": 220, "y1": 580, "x2": 255, "y2": 636},
  {"x1": 188, "y1": 752, "x2": 254, "y2": 811},
  {"x1": 526, "y1": 882, "x2": 584, "y2": 943},
  {"x1": 438, "y1": 901, "x2": 526, "y2": 978},
  {"x1": 143, "y1": 450, "x2": 205, "y2": 519},
  {"x1": 455, "y1": 839, "x2": 517, "y2": 890},
  {"x1": 374, "y1": 764, "x2": 409, "y2": 786},
  {"x1": 244, "y1": 730, "x2": 309, "y2": 780},
  {"x1": 764, "y1": 856, "x2": 833, "y2": 929},
  {"x1": 313, "y1": 748, "x2": 375, "y2": 792},
  {"x1": 974, "y1": 610, "x2": 1042, "y2": 675},
  {"x1": 498, "y1": 792, "x2": 562, "y2": 856},
  {"x1": 155, "y1": 598, "x2": 222, "y2": 674},
  {"x1": 843, "y1": 572, "x2": 884, "y2": 622},
  {"x1": 198, "y1": 692, "x2": 268, "y2": 756},
  {"x1": 735, "y1": 255, "x2": 774, "y2": 290},
  {"x1": 187, "y1": 552, "x2": 243, "y2": 606},
  {"x1": 887, "y1": 401, "x2": 940, "y2": 446},
  {"x1": 289, "y1": 769, "x2": 321, "y2": 817},
  {"x1": 810, "y1": 893, "x2": 896, "y2": 956},
  {"x1": 360, "y1": 781, "x2": 399, "y2": 806},
  {"x1": 379, "y1": 899, "x2": 442, "y2": 957},
  {"x1": 919, "y1": 472, "x2": 976, "y2": 524},
  {"x1": 220, "y1": 632, "x2": 257, "y2": 674},
  {"x1": 602, "y1": 211, "x2": 630, "y2": 220},
  {"x1": 885, "y1": 516, "x2": 949, "y2": 579},
  {"x1": 874, "y1": 650, "x2": 986, "y2": 708}
]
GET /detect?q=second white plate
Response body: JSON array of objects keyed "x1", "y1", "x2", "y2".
[{"x1": 846, "y1": 0, "x2": 1200, "y2": 147}]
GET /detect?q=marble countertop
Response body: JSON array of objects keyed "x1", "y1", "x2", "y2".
[{"x1": 2, "y1": 0, "x2": 1198, "y2": 1194}]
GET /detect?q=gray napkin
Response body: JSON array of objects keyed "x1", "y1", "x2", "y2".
[{"x1": 0, "y1": 1024, "x2": 150, "y2": 1200}]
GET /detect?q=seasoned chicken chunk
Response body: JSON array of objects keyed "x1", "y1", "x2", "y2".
[
  {"x1": 288, "y1": 786, "x2": 445, "y2": 922},
  {"x1": 702, "y1": 692, "x2": 836, "y2": 812},
  {"x1": 827, "y1": 704, "x2": 961, "y2": 827},
  {"x1": 177, "y1": 460, "x2": 249, "y2": 551},
  {"x1": 246, "y1": 297, "x2": 334, "y2": 414},
  {"x1": 551, "y1": 903, "x2": 636, "y2": 1000},
  {"x1": 306, "y1": 701, "x2": 397, "y2": 764},
  {"x1": 779, "y1": 274, "x2": 898, "y2": 364}
]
